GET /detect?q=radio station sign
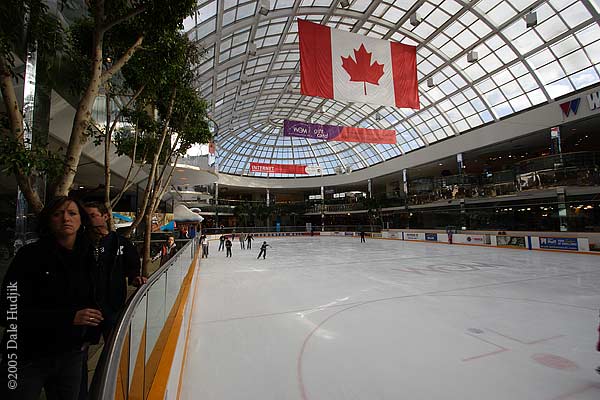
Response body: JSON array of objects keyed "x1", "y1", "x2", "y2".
[
  {"x1": 283, "y1": 119, "x2": 396, "y2": 144},
  {"x1": 425, "y1": 233, "x2": 438, "y2": 241},
  {"x1": 539, "y1": 237, "x2": 578, "y2": 251},
  {"x1": 250, "y1": 162, "x2": 321, "y2": 175}
]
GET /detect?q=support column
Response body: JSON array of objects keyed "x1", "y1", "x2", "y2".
[
  {"x1": 15, "y1": 43, "x2": 39, "y2": 251},
  {"x1": 402, "y1": 169, "x2": 409, "y2": 209},
  {"x1": 550, "y1": 126, "x2": 562, "y2": 155},
  {"x1": 557, "y1": 187, "x2": 568, "y2": 232},
  {"x1": 266, "y1": 188, "x2": 270, "y2": 206},
  {"x1": 456, "y1": 153, "x2": 464, "y2": 175},
  {"x1": 214, "y1": 182, "x2": 219, "y2": 229},
  {"x1": 321, "y1": 186, "x2": 325, "y2": 232},
  {"x1": 368, "y1": 178, "x2": 372, "y2": 199}
]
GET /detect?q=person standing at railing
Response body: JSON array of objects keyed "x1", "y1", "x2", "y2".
[
  {"x1": 84, "y1": 202, "x2": 146, "y2": 335},
  {"x1": 225, "y1": 237, "x2": 233, "y2": 257},
  {"x1": 82, "y1": 202, "x2": 146, "y2": 399},
  {"x1": 152, "y1": 235, "x2": 178, "y2": 266},
  {"x1": 0, "y1": 196, "x2": 102, "y2": 400}
]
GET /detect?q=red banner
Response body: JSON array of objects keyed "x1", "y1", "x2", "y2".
[{"x1": 250, "y1": 162, "x2": 309, "y2": 174}]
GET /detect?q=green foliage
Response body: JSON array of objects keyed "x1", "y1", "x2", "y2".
[
  {"x1": 0, "y1": 0, "x2": 65, "y2": 76},
  {"x1": 115, "y1": 30, "x2": 211, "y2": 166},
  {"x1": 0, "y1": 136, "x2": 63, "y2": 181}
]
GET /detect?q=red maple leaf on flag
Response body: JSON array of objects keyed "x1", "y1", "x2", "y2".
[{"x1": 341, "y1": 44, "x2": 385, "y2": 95}]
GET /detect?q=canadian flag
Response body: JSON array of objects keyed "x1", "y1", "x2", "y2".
[{"x1": 298, "y1": 19, "x2": 419, "y2": 109}]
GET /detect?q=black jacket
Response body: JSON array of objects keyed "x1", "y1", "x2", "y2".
[
  {"x1": 0, "y1": 236, "x2": 100, "y2": 361},
  {"x1": 92, "y1": 232, "x2": 141, "y2": 326}
]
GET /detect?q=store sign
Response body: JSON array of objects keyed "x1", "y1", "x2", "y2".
[
  {"x1": 559, "y1": 98, "x2": 580, "y2": 117},
  {"x1": 425, "y1": 233, "x2": 438, "y2": 241},
  {"x1": 539, "y1": 237, "x2": 578, "y2": 251},
  {"x1": 587, "y1": 91, "x2": 600, "y2": 111},
  {"x1": 250, "y1": 162, "x2": 320, "y2": 175},
  {"x1": 283, "y1": 119, "x2": 396, "y2": 144}
]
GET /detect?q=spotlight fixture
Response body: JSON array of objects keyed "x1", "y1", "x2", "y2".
[
  {"x1": 525, "y1": 11, "x2": 537, "y2": 28},
  {"x1": 467, "y1": 50, "x2": 478, "y2": 63},
  {"x1": 258, "y1": 0, "x2": 270, "y2": 16},
  {"x1": 410, "y1": 12, "x2": 422, "y2": 27},
  {"x1": 340, "y1": 0, "x2": 350, "y2": 8},
  {"x1": 248, "y1": 42, "x2": 257, "y2": 56},
  {"x1": 427, "y1": 77, "x2": 435, "y2": 87}
]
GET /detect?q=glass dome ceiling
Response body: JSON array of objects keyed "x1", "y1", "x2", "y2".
[{"x1": 184, "y1": 0, "x2": 600, "y2": 178}]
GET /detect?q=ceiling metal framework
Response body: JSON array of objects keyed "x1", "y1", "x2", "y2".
[{"x1": 184, "y1": 0, "x2": 600, "y2": 178}]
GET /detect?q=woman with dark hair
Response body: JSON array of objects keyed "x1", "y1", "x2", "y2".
[{"x1": 0, "y1": 196, "x2": 103, "y2": 400}]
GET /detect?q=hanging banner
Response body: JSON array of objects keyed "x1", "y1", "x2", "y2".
[
  {"x1": 283, "y1": 119, "x2": 396, "y2": 144},
  {"x1": 250, "y1": 162, "x2": 321, "y2": 175}
]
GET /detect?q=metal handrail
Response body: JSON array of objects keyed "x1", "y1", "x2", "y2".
[{"x1": 90, "y1": 237, "x2": 198, "y2": 399}]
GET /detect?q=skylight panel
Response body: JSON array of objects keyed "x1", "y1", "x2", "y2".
[
  {"x1": 535, "y1": 15, "x2": 569, "y2": 42},
  {"x1": 486, "y1": 2, "x2": 517, "y2": 26}
]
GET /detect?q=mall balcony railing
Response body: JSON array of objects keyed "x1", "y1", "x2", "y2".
[{"x1": 405, "y1": 151, "x2": 600, "y2": 205}]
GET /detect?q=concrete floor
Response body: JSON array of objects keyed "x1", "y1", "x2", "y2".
[{"x1": 180, "y1": 237, "x2": 600, "y2": 400}]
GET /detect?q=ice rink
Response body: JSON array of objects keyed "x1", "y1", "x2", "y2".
[{"x1": 180, "y1": 236, "x2": 600, "y2": 400}]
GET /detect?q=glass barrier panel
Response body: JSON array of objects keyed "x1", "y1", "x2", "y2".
[
  {"x1": 144, "y1": 272, "x2": 167, "y2": 397},
  {"x1": 128, "y1": 293, "x2": 147, "y2": 400},
  {"x1": 165, "y1": 260, "x2": 182, "y2": 318},
  {"x1": 114, "y1": 328, "x2": 130, "y2": 400}
]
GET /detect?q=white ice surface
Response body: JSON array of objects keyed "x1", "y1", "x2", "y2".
[{"x1": 179, "y1": 237, "x2": 600, "y2": 400}]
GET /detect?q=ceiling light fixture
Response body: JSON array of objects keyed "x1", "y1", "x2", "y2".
[
  {"x1": 467, "y1": 50, "x2": 478, "y2": 63},
  {"x1": 248, "y1": 42, "x2": 257, "y2": 56},
  {"x1": 427, "y1": 77, "x2": 435, "y2": 87},
  {"x1": 340, "y1": 0, "x2": 350, "y2": 8},
  {"x1": 525, "y1": 11, "x2": 537, "y2": 28},
  {"x1": 258, "y1": 0, "x2": 270, "y2": 16}
]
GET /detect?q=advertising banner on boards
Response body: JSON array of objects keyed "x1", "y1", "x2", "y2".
[{"x1": 539, "y1": 237, "x2": 578, "y2": 251}]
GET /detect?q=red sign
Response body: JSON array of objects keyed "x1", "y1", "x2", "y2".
[{"x1": 250, "y1": 162, "x2": 309, "y2": 174}]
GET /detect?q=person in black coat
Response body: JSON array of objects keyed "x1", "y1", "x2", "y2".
[
  {"x1": 225, "y1": 237, "x2": 233, "y2": 257},
  {"x1": 84, "y1": 202, "x2": 146, "y2": 338},
  {"x1": 257, "y1": 241, "x2": 270, "y2": 259},
  {"x1": 0, "y1": 196, "x2": 102, "y2": 400}
]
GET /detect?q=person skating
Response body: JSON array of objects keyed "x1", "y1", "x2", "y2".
[
  {"x1": 239, "y1": 232, "x2": 246, "y2": 249},
  {"x1": 596, "y1": 311, "x2": 600, "y2": 374},
  {"x1": 218, "y1": 234, "x2": 225, "y2": 251},
  {"x1": 225, "y1": 237, "x2": 233, "y2": 257},
  {"x1": 200, "y1": 234, "x2": 209, "y2": 258},
  {"x1": 360, "y1": 230, "x2": 366, "y2": 243},
  {"x1": 257, "y1": 241, "x2": 270, "y2": 259},
  {"x1": 246, "y1": 233, "x2": 254, "y2": 249}
]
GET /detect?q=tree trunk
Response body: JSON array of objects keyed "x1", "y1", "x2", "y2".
[
  {"x1": 54, "y1": 31, "x2": 144, "y2": 197},
  {"x1": 54, "y1": 28, "x2": 105, "y2": 196},
  {"x1": 123, "y1": 88, "x2": 177, "y2": 236},
  {"x1": 142, "y1": 206, "x2": 153, "y2": 277},
  {"x1": 1, "y1": 56, "x2": 44, "y2": 214}
]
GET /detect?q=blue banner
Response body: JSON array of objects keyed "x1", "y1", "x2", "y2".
[
  {"x1": 425, "y1": 233, "x2": 438, "y2": 241},
  {"x1": 539, "y1": 237, "x2": 578, "y2": 251}
]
